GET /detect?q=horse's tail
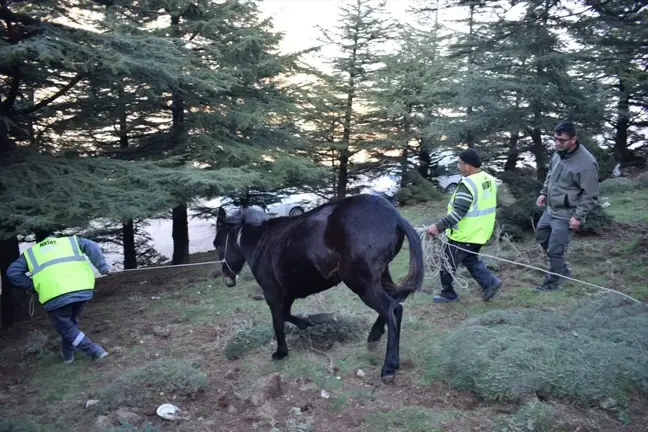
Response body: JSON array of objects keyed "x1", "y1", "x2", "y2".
[{"x1": 395, "y1": 215, "x2": 425, "y2": 293}]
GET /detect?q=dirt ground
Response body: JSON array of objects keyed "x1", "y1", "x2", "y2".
[{"x1": 1, "y1": 237, "x2": 648, "y2": 432}]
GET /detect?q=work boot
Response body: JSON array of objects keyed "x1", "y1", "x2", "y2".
[
  {"x1": 543, "y1": 264, "x2": 572, "y2": 283},
  {"x1": 483, "y1": 278, "x2": 502, "y2": 302},
  {"x1": 92, "y1": 344, "x2": 109, "y2": 361},
  {"x1": 533, "y1": 281, "x2": 561, "y2": 293},
  {"x1": 433, "y1": 291, "x2": 460, "y2": 303},
  {"x1": 61, "y1": 340, "x2": 75, "y2": 364},
  {"x1": 562, "y1": 264, "x2": 572, "y2": 279}
]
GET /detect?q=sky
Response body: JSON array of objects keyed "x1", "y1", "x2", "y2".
[{"x1": 255, "y1": 0, "x2": 468, "y2": 72}]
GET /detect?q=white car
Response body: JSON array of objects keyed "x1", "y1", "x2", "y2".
[
  {"x1": 264, "y1": 193, "x2": 322, "y2": 217},
  {"x1": 435, "y1": 173, "x2": 463, "y2": 193}
]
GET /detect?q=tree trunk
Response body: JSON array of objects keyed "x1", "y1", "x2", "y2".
[
  {"x1": 172, "y1": 205, "x2": 189, "y2": 265},
  {"x1": 400, "y1": 105, "x2": 412, "y2": 188},
  {"x1": 464, "y1": 3, "x2": 476, "y2": 148},
  {"x1": 169, "y1": 12, "x2": 189, "y2": 265},
  {"x1": 0, "y1": 235, "x2": 30, "y2": 329},
  {"x1": 418, "y1": 138, "x2": 431, "y2": 179},
  {"x1": 118, "y1": 83, "x2": 137, "y2": 269},
  {"x1": 0, "y1": 119, "x2": 13, "y2": 154},
  {"x1": 122, "y1": 220, "x2": 137, "y2": 269},
  {"x1": 504, "y1": 132, "x2": 520, "y2": 171},
  {"x1": 337, "y1": 41, "x2": 358, "y2": 199},
  {"x1": 531, "y1": 128, "x2": 548, "y2": 182},
  {"x1": 530, "y1": 0, "x2": 550, "y2": 183},
  {"x1": 613, "y1": 75, "x2": 631, "y2": 164}
]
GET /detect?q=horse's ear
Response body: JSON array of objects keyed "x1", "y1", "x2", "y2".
[{"x1": 217, "y1": 207, "x2": 227, "y2": 227}]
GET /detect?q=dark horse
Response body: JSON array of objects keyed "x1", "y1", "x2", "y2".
[{"x1": 212, "y1": 193, "x2": 425, "y2": 383}]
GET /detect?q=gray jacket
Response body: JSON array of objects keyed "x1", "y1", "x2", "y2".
[{"x1": 540, "y1": 142, "x2": 599, "y2": 221}]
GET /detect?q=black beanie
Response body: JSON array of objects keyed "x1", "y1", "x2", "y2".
[{"x1": 459, "y1": 148, "x2": 482, "y2": 168}]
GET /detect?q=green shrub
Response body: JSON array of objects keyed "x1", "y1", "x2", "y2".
[
  {"x1": 599, "y1": 177, "x2": 636, "y2": 195},
  {"x1": 496, "y1": 195, "x2": 614, "y2": 240},
  {"x1": 428, "y1": 296, "x2": 648, "y2": 407},
  {"x1": 285, "y1": 314, "x2": 368, "y2": 351},
  {"x1": 578, "y1": 204, "x2": 615, "y2": 234},
  {"x1": 96, "y1": 359, "x2": 207, "y2": 412},
  {"x1": 223, "y1": 324, "x2": 274, "y2": 360},
  {"x1": 496, "y1": 196, "x2": 545, "y2": 241},
  {"x1": 586, "y1": 141, "x2": 616, "y2": 181},
  {"x1": 497, "y1": 400, "x2": 555, "y2": 432},
  {"x1": 397, "y1": 171, "x2": 442, "y2": 206},
  {"x1": 636, "y1": 171, "x2": 648, "y2": 189},
  {"x1": 498, "y1": 171, "x2": 544, "y2": 199}
]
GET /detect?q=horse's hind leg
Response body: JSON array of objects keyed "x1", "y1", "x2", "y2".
[
  {"x1": 347, "y1": 277, "x2": 402, "y2": 383},
  {"x1": 283, "y1": 297, "x2": 312, "y2": 330},
  {"x1": 367, "y1": 268, "x2": 409, "y2": 352},
  {"x1": 367, "y1": 316, "x2": 386, "y2": 351}
]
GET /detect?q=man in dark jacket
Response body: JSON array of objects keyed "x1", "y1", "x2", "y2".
[
  {"x1": 534, "y1": 121, "x2": 599, "y2": 292},
  {"x1": 7, "y1": 232, "x2": 114, "y2": 363}
]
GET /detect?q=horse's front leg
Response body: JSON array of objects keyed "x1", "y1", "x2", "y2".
[{"x1": 266, "y1": 291, "x2": 289, "y2": 360}]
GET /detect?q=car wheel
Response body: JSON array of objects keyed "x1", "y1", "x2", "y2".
[
  {"x1": 444, "y1": 183, "x2": 457, "y2": 194},
  {"x1": 288, "y1": 206, "x2": 304, "y2": 216}
]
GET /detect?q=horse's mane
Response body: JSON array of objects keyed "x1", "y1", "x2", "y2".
[{"x1": 226, "y1": 206, "x2": 271, "y2": 226}]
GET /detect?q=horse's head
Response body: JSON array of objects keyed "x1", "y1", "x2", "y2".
[
  {"x1": 213, "y1": 207, "x2": 246, "y2": 287},
  {"x1": 213, "y1": 205, "x2": 269, "y2": 287}
]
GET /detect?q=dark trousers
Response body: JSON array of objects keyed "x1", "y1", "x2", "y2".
[
  {"x1": 440, "y1": 240, "x2": 499, "y2": 297},
  {"x1": 48, "y1": 301, "x2": 100, "y2": 358},
  {"x1": 535, "y1": 210, "x2": 573, "y2": 284}
]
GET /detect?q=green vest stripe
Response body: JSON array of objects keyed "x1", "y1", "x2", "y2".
[
  {"x1": 24, "y1": 235, "x2": 96, "y2": 305},
  {"x1": 446, "y1": 171, "x2": 498, "y2": 244},
  {"x1": 26, "y1": 237, "x2": 87, "y2": 275}
]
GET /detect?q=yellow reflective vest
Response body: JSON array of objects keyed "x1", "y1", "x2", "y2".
[
  {"x1": 445, "y1": 171, "x2": 498, "y2": 245},
  {"x1": 24, "y1": 236, "x2": 95, "y2": 304}
]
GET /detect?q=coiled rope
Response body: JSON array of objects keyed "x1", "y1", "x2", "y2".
[{"x1": 414, "y1": 226, "x2": 646, "y2": 306}]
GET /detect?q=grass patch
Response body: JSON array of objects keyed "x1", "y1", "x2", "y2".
[
  {"x1": 24, "y1": 330, "x2": 50, "y2": 360},
  {"x1": 604, "y1": 188, "x2": 648, "y2": 222},
  {"x1": 496, "y1": 399, "x2": 560, "y2": 432},
  {"x1": 223, "y1": 324, "x2": 275, "y2": 360},
  {"x1": 0, "y1": 417, "x2": 58, "y2": 432},
  {"x1": 95, "y1": 358, "x2": 207, "y2": 413},
  {"x1": 28, "y1": 356, "x2": 99, "y2": 403},
  {"x1": 429, "y1": 296, "x2": 648, "y2": 407},
  {"x1": 104, "y1": 425, "x2": 160, "y2": 432},
  {"x1": 363, "y1": 406, "x2": 463, "y2": 432}
]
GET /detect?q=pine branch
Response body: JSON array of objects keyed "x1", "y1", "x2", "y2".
[{"x1": 7, "y1": 72, "x2": 87, "y2": 116}]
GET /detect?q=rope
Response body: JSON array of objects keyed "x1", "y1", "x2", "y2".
[
  {"x1": 114, "y1": 260, "x2": 223, "y2": 273},
  {"x1": 414, "y1": 227, "x2": 647, "y2": 307},
  {"x1": 29, "y1": 294, "x2": 35, "y2": 317}
]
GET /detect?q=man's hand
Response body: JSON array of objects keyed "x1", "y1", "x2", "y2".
[
  {"x1": 102, "y1": 266, "x2": 116, "y2": 275},
  {"x1": 427, "y1": 224, "x2": 440, "y2": 236},
  {"x1": 569, "y1": 216, "x2": 581, "y2": 230},
  {"x1": 536, "y1": 194, "x2": 547, "y2": 207}
]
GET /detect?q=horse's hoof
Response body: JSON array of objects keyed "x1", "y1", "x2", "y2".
[
  {"x1": 381, "y1": 374, "x2": 395, "y2": 384},
  {"x1": 367, "y1": 341, "x2": 379, "y2": 351},
  {"x1": 271, "y1": 351, "x2": 288, "y2": 360}
]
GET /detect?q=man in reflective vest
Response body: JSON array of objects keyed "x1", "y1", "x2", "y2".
[
  {"x1": 7, "y1": 232, "x2": 114, "y2": 363},
  {"x1": 426, "y1": 148, "x2": 502, "y2": 303}
]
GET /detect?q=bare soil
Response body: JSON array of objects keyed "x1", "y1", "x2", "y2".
[{"x1": 1, "y1": 247, "x2": 647, "y2": 432}]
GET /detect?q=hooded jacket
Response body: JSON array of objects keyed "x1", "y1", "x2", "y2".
[{"x1": 540, "y1": 141, "x2": 599, "y2": 221}]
